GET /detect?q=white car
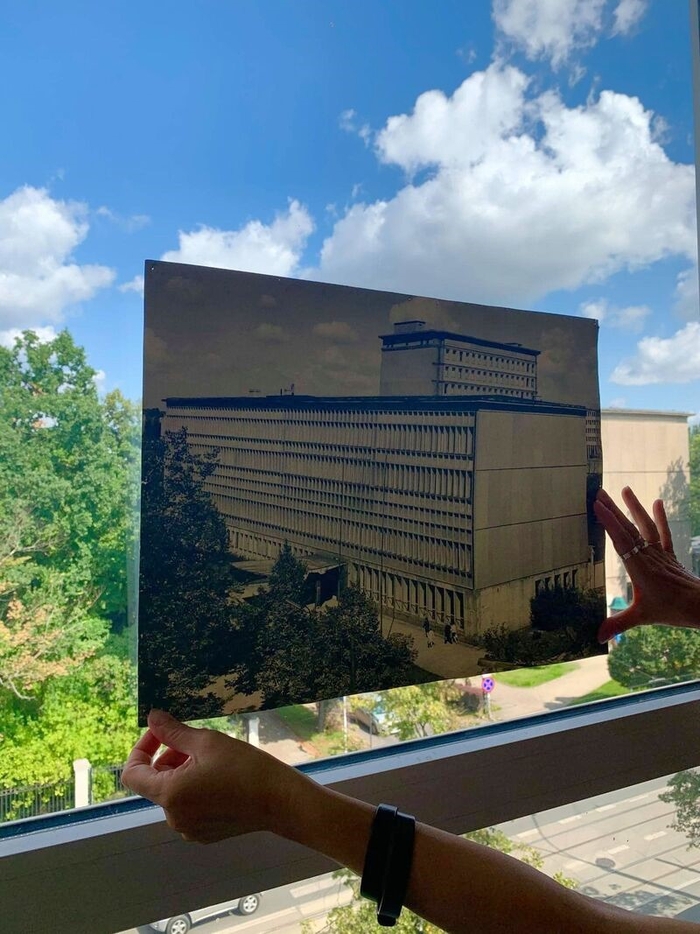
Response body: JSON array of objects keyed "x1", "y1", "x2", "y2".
[{"x1": 149, "y1": 893, "x2": 261, "y2": 933}]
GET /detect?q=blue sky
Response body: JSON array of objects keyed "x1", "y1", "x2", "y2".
[{"x1": 0, "y1": 0, "x2": 698, "y2": 416}]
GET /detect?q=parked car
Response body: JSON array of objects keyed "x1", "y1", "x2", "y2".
[
  {"x1": 350, "y1": 696, "x2": 397, "y2": 735},
  {"x1": 148, "y1": 893, "x2": 261, "y2": 933}
]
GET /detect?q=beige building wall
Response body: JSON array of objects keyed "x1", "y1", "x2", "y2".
[
  {"x1": 472, "y1": 410, "x2": 590, "y2": 627},
  {"x1": 601, "y1": 409, "x2": 692, "y2": 607}
]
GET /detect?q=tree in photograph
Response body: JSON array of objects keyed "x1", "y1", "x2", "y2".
[
  {"x1": 660, "y1": 770, "x2": 700, "y2": 847},
  {"x1": 232, "y1": 558, "x2": 418, "y2": 709},
  {"x1": 607, "y1": 626, "x2": 700, "y2": 690},
  {"x1": 139, "y1": 426, "x2": 243, "y2": 721}
]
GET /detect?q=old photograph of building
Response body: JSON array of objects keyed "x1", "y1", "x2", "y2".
[{"x1": 139, "y1": 260, "x2": 605, "y2": 723}]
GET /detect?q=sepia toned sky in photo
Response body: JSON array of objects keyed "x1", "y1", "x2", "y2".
[{"x1": 144, "y1": 260, "x2": 600, "y2": 411}]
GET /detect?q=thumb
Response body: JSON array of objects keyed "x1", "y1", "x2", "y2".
[
  {"x1": 598, "y1": 605, "x2": 642, "y2": 643},
  {"x1": 148, "y1": 709, "x2": 203, "y2": 754}
]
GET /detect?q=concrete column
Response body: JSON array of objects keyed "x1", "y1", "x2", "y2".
[
  {"x1": 73, "y1": 758, "x2": 91, "y2": 809},
  {"x1": 246, "y1": 716, "x2": 260, "y2": 748}
]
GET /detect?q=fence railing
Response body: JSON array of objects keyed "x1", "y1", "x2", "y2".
[{"x1": 1, "y1": 760, "x2": 125, "y2": 824}]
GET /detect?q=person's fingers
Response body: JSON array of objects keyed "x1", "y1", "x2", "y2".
[
  {"x1": 652, "y1": 499, "x2": 675, "y2": 554},
  {"x1": 154, "y1": 747, "x2": 190, "y2": 772},
  {"x1": 621, "y1": 487, "x2": 659, "y2": 544},
  {"x1": 598, "y1": 603, "x2": 643, "y2": 643},
  {"x1": 122, "y1": 729, "x2": 164, "y2": 797},
  {"x1": 593, "y1": 498, "x2": 635, "y2": 556},
  {"x1": 147, "y1": 709, "x2": 204, "y2": 756},
  {"x1": 597, "y1": 488, "x2": 640, "y2": 541}
]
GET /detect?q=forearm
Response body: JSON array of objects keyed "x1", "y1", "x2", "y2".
[{"x1": 279, "y1": 779, "x2": 696, "y2": 934}]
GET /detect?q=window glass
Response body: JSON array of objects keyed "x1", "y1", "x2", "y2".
[{"x1": 0, "y1": 0, "x2": 698, "y2": 826}]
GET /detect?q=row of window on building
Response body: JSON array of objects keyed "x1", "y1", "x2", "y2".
[
  {"x1": 170, "y1": 415, "x2": 476, "y2": 457},
  {"x1": 221, "y1": 501, "x2": 472, "y2": 576}
]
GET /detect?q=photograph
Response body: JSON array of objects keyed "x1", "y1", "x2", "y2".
[{"x1": 139, "y1": 259, "x2": 606, "y2": 723}]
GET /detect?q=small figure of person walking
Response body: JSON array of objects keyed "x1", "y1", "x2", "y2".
[
  {"x1": 444, "y1": 621, "x2": 451, "y2": 645},
  {"x1": 426, "y1": 626, "x2": 435, "y2": 648},
  {"x1": 450, "y1": 621, "x2": 458, "y2": 644}
]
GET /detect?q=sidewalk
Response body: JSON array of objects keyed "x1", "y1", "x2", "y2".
[
  {"x1": 382, "y1": 615, "x2": 486, "y2": 679},
  {"x1": 487, "y1": 653, "x2": 612, "y2": 720}
]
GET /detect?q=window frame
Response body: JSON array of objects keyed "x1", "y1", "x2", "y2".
[
  {"x1": 2, "y1": 3, "x2": 700, "y2": 930},
  {"x1": 3, "y1": 686, "x2": 700, "y2": 932}
]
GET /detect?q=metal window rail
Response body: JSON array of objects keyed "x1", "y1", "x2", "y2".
[{"x1": 2, "y1": 686, "x2": 700, "y2": 934}]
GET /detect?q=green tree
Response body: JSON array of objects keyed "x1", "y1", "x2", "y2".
[
  {"x1": 0, "y1": 655, "x2": 139, "y2": 792},
  {"x1": 0, "y1": 330, "x2": 139, "y2": 623},
  {"x1": 0, "y1": 330, "x2": 139, "y2": 700},
  {"x1": 233, "y1": 566, "x2": 418, "y2": 709},
  {"x1": 379, "y1": 682, "x2": 459, "y2": 740},
  {"x1": 608, "y1": 626, "x2": 700, "y2": 690},
  {"x1": 139, "y1": 426, "x2": 243, "y2": 721},
  {"x1": 660, "y1": 770, "x2": 700, "y2": 846},
  {"x1": 690, "y1": 425, "x2": 700, "y2": 537}
]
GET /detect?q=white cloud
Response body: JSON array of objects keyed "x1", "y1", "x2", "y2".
[
  {"x1": 612, "y1": 0, "x2": 647, "y2": 36},
  {"x1": 580, "y1": 298, "x2": 651, "y2": 331},
  {"x1": 161, "y1": 199, "x2": 314, "y2": 277},
  {"x1": 0, "y1": 324, "x2": 58, "y2": 348},
  {"x1": 313, "y1": 64, "x2": 695, "y2": 307},
  {"x1": 119, "y1": 274, "x2": 145, "y2": 295},
  {"x1": 607, "y1": 396, "x2": 627, "y2": 407},
  {"x1": 492, "y1": 0, "x2": 607, "y2": 68},
  {"x1": 0, "y1": 186, "x2": 115, "y2": 329},
  {"x1": 338, "y1": 108, "x2": 371, "y2": 145},
  {"x1": 611, "y1": 322, "x2": 700, "y2": 384},
  {"x1": 92, "y1": 368, "x2": 107, "y2": 393},
  {"x1": 96, "y1": 206, "x2": 151, "y2": 232},
  {"x1": 674, "y1": 265, "x2": 699, "y2": 320}
]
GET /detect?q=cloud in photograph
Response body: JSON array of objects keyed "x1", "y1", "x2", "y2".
[
  {"x1": 0, "y1": 186, "x2": 115, "y2": 329},
  {"x1": 580, "y1": 298, "x2": 652, "y2": 332},
  {"x1": 611, "y1": 322, "x2": 700, "y2": 384}
]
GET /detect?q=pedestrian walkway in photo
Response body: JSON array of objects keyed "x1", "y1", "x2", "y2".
[{"x1": 381, "y1": 615, "x2": 486, "y2": 680}]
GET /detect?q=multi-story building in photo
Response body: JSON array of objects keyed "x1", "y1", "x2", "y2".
[
  {"x1": 379, "y1": 320, "x2": 539, "y2": 399},
  {"x1": 162, "y1": 394, "x2": 593, "y2": 636}
]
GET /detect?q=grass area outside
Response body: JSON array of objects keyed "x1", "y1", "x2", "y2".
[
  {"x1": 495, "y1": 662, "x2": 579, "y2": 688},
  {"x1": 275, "y1": 704, "x2": 317, "y2": 743},
  {"x1": 567, "y1": 680, "x2": 628, "y2": 706}
]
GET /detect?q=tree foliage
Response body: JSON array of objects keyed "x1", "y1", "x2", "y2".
[
  {"x1": 139, "y1": 426, "x2": 243, "y2": 721},
  {"x1": 378, "y1": 682, "x2": 459, "y2": 740},
  {"x1": 0, "y1": 655, "x2": 138, "y2": 790},
  {"x1": 660, "y1": 770, "x2": 700, "y2": 847},
  {"x1": 690, "y1": 426, "x2": 700, "y2": 537},
  {"x1": 231, "y1": 553, "x2": 418, "y2": 709},
  {"x1": 0, "y1": 330, "x2": 139, "y2": 701},
  {"x1": 608, "y1": 625, "x2": 700, "y2": 690}
]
